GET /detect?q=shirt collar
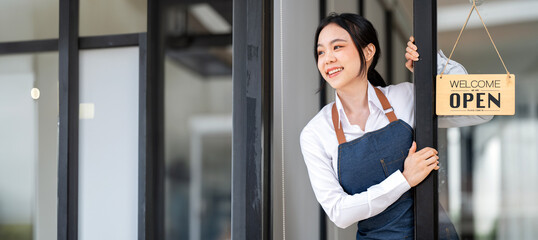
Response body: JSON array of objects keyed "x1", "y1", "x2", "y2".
[{"x1": 334, "y1": 81, "x2": 385, "y2": 123}]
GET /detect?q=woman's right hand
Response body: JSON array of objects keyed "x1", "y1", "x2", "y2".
[
  {"x1": 402, "y1": 141, "x2": 440, "y2": 187},
  {"x1": 405, "y1": 36, "x2": 419, "y2": 73}
]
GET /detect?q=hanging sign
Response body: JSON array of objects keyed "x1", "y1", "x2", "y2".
[
  {"x1": 436, "y1": 0, "x2": 515, "y2": 116},
  {"x1": 436, "y1": 74, "x2": 515, "y2": 115}
]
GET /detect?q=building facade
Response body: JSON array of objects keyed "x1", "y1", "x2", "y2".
[{"x1": 0, "y1": 0, "x2": 537, "y2": 239}]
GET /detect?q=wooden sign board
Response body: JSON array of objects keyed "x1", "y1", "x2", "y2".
[{"x1": 436, "y1": 74, "x2": 515, "y2": 115}]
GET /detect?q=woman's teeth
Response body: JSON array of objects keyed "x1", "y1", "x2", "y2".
[{"x1": 328, "y1": 68, "x2": 343, "y2": 75}]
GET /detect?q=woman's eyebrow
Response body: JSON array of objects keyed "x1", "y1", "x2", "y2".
[{"x1": 317, "y1": 38, "x2": 347, "y2": 47}]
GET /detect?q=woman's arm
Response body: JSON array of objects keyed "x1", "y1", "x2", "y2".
[
  {"x1": 405, "y1": 36, "x2": 494, "y2": 128},
  {"x1": 300, "y1": 125, "x2": 439, "y2": 228},
  {"x1": 300, "y1": 128, "x2": 410, "y2": 228}
]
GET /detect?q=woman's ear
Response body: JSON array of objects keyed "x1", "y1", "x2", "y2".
[{"x1": 364, "y1": 43, "x2": 376, "y2": 62}]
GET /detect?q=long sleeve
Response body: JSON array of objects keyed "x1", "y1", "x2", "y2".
[
  {"x1": 300, "y1": 127, "x2": 411, "y2": 228},
  {"x1": 436, "y1": 50, "x2": 494, "y2": 128}
]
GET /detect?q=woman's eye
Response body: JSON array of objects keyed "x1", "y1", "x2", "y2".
[
  {"x1": 317, "y1": 51, "x2": 324, "y2": 56},
  {"x1": 334, "y1": 45, "x2": 342, "y2": 50}
]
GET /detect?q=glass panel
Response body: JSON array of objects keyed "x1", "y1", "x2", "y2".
[
  {"x1": 0, "y1": 52, "x2": 59, "y2": 240},
  {"x1": 163, "y1": 2, "x2": 232, "y2": 240},
  {"x1": 438, "y1": 0, "x2": 538, "y2": 239},
  {"x1": 0, "y1": 0, "x2": 59, "y2": 42},
  {"x1": 164, "y1": 59, "x2": 232, "y2": 240},
  {"x1": 79, "y1": 0, "x2": 147, "y2": 36},
  {"x1": 78, "y1": 47, "x2": 139, "y2": 240}
]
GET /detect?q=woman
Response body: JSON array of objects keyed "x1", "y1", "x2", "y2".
[{"x1": 300, "y1": 13, "x2": 491, "y2": 239}]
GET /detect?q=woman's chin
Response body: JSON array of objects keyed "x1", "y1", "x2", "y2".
[
  {"x1": 326, "y1": 80, "x2": 343, "y2": 90},
  {"x1": 326, "y1": 82, "x2": 338, "y2": 90}
]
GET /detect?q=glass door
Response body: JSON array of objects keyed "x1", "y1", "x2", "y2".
[{"x1": 436, "y1": 0, "x2": 538, "y2": 239}]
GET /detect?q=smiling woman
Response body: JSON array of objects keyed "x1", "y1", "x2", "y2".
[{"x1": 300, "y1": 13, "x2": 491, "y2": 240}]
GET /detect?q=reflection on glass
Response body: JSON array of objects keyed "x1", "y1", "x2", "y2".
[
  {"x1": 164, "y1": 58, "x2": 232, "y2": 240},
  {"x1": 0, "y1": 0, "x2": 59, "y2": 42},
  {"x1": 438, "y1": 0, "x2": 538, "y2": 239},
  {"x1": 79, "y1": 0, "x2": 147, "y2": 36},
  {"x1": 164, "y1": 2, "x2": 232, "y2": 240},
  {"x1": 0, "y1": 52, "x2": 59, "y2": 240}
]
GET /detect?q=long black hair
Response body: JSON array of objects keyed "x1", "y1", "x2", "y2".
[{"x1": 314, "y1": 13, "x2": 386, "y2": 87}]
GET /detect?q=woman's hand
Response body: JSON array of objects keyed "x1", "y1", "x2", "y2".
[
  {"x1": 402, "y1": 141, "x2": 440, "y2": 187},
  {"x1": 405, "y1": 36, "x2": 419, "y2": 73}
]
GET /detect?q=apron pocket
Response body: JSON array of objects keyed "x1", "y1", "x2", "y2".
[{"x1": 380, "y1": 150, "x2": 407, "y2": 177}]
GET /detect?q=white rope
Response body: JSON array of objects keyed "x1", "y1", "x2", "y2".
[{"x1": 279, "y1": 0, "x2": 286, "y2": 238}]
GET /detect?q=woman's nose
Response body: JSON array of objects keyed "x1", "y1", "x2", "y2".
[{"x1": 325, "y1": 51, "x2": 336, "y2": 64}]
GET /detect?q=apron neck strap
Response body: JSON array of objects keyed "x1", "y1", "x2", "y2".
[
  {"x1": 331, "y1": 87, "x2": 397, "y2": 145},
  {"x1": 373, "y1": 87, "x2": 398, "y2": 123},
  {"x1": 332, "y1": 104, "x2": 347, "y2": 145}
]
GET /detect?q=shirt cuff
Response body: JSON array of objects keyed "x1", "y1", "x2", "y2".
[{"x1": 381, "y1": 170, "x2": 412, "y2": 198}]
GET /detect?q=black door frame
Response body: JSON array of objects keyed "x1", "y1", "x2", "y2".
[
  {"x1": 231, "y1": 0, "x2": 273, "y2": 239},
  {"x1": 413, "y1": 0, "x2": 439, "y2": 240}
]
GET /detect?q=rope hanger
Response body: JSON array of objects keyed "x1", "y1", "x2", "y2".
[{"x1": 440, "y1": 0, "x2": 511, "y2": 78}]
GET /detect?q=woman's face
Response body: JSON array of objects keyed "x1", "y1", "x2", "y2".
[{"x1": 317, "y1": 23, "x2": 367, "y2": 90}]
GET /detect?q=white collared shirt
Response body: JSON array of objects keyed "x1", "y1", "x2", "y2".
[{"x1": 299, "y1": 51, "x2": 493, "y2": 228}]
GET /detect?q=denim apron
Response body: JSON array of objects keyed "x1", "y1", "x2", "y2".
[{"x1": 332, "y1": 87, "x2": 459, "y2": 240}]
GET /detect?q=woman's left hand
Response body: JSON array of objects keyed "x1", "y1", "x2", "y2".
[
  {"x1": 402, "y1": 141, "x2": 440, "y2": 187},
  {"x1": 405, "y1": 36, "x2": 419, "y2": 73}
]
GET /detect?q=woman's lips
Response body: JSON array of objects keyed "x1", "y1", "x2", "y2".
[
  {"x1": 329, "y1": 71, "x2": 341, "y2": 78},
  {"x1": 327, "y1": 67, "x2": 343, "y2": 78}
]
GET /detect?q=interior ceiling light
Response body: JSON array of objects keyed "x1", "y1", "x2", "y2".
[{"x1": 31, "y1": 88, "x2": 40, "y2": 100}]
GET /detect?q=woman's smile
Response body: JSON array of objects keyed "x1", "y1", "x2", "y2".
[{"x1": 326, "y1": 67, "x2": 344, "y2": 78}]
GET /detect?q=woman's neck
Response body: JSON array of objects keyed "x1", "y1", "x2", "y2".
[{"x1": 336, "y1": 78, "x2": 369, "y2": 115}]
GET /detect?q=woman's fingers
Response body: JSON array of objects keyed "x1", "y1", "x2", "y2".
[
  {"x1": 406, "y1": 47, "x2": 419, "y2": 60},
  {"x1": 428, "y1": 161, "x2": 440, "y2": 171},
  {"x1": 424, "y1": 156, "x2": 439, "y2": 166},
  {"x1": 405, "y1": 52, "x2": 415, "y2": 61},
  {"x1": 415, "y1": 149, "x2": 440, "y2": 170},
  {"x1": 407, "y1": 40, "x2": 417, "y2": 50},
  {"x1": 417, "y1": 146, "x2": 438, "y2": 155},
  {"x1": 405, "y1": 59, "x2": 414, "y2": 73},
  {"x1": 405, "y1": 36, "x2": 418, "y2": 73},
  {"x1": 415, "y1": 147, "x2": 438, "y2": 160}
]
